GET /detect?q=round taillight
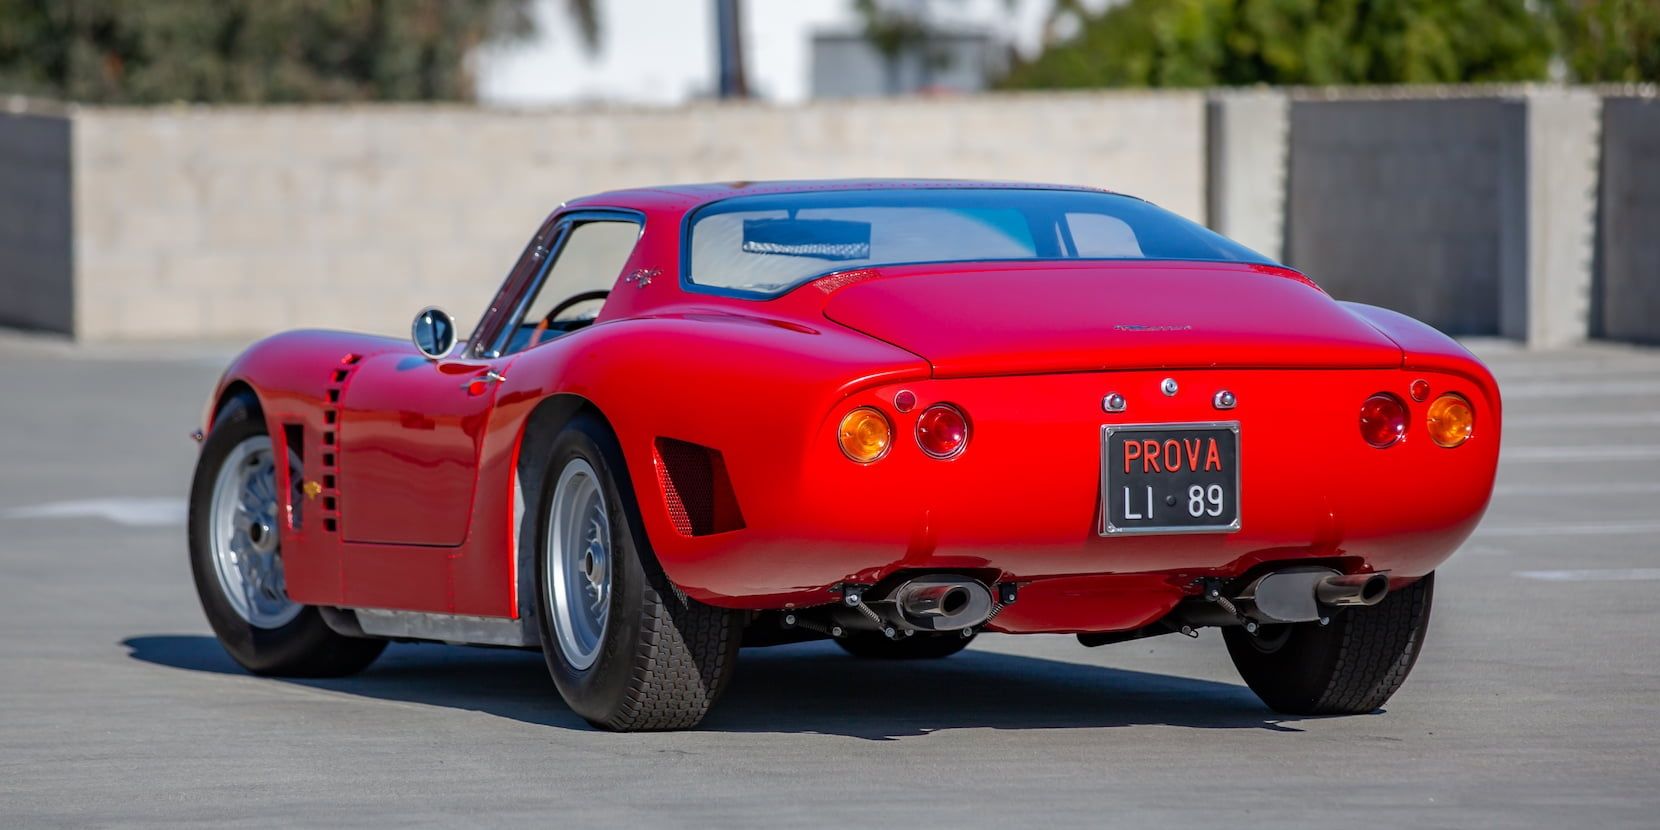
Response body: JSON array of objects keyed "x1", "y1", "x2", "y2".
[
  {"x1": 1359, "y1": 394, "x2": 1407, "y2": 448},
  {"x1": 1427, "y1": 394, "x2": 1474, "y2": 448},
  {"x1": 916, "y1": 404, "x2": 969, "y2": 459},
  {"x1": 838, "y1": 407, "x2": 892, "y2": 463}
]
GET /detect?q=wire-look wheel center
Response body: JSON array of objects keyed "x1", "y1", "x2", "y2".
[{"x1": 208, "y1": 435, "x2": 303, "y2": 629}]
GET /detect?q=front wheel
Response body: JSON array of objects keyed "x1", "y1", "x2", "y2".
[
  {"x1": 1224, "y1": 572, "x2": 1434, "y2": 715},
  {"x1": 188, "y1": 395, "x2": 386, "y2": 677},
  {"x1": 533, "y1": 413, "x2": 744, "y2": 731}
]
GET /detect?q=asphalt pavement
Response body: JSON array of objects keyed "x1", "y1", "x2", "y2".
[{"x1": 2, "y1": 333, "x2": 1658, "y2": 828}]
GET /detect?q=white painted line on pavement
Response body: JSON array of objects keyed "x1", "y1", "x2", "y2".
[
  {"x1": 1491, "y1": 362, "x2": 1660, "y2": 381},
  {"x1": 1515, "y1": 569, "x2": 1660, "y2": 582},
  {"x1": 1477, "y1": 521, "x2": 1660, "y2": 537},
  {"x1": 1501, "y1": 445, "x2": 1660, "y2": 462},
  {"x1": 1495, "y1": 481, "x2": 1660, "y2": 495},
  {"x1": 1504, "y1": 412, "x2": 1660, "y2": 428},
  {"x1": 1457, "y1": 545, "x2": 1515, "y2": 557},
  {"x1": 1501, "y1": 380, "x2": 1660, "y2": 399},
  {"x1": 0, "y1": 498, "x2": 186, "y2": 527}
]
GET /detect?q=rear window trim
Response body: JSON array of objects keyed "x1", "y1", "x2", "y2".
[{"x1": 676, "y1": 187, "x2": 1278, "y2": 300}]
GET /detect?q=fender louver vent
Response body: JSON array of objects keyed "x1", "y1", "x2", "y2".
[
  {"x1": 812, "y1": 268, "x2": 880, "y2": 294},
  {"x1": 654, "y1": 438, "x2": 745, "y2": 537},
  {"x1": 315, "y1": 353, "x2": 361, "y2": 534}
]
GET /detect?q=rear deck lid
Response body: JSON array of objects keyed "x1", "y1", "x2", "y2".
[{"x1": 819, "y1": 262, "x2": 1404, "y2": 377}]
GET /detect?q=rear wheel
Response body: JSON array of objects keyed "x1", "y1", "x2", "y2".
[
  {"x1": 188, "y1": 395, "x2": 386, "y2": 677},
  {"x1": 533, "y1": 412, "x2": 744, "y2": 731},
  {"x1": 1224, "y1": 572, "x2": 1434, "y2": 715},
  {"x1": 836, "y1": 631, "x2": 975, "y2": 659}
]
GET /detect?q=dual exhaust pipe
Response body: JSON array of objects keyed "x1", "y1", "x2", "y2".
[
  {"x1": 837, "y1": 575, "x2": 997, "y2": 633},
  {"x1": 1233, "y1": 567, "x2": 1390, "y2": 624},
  {"x1": 833, "y1": 568, "x2": 1385, "y2": 634}
]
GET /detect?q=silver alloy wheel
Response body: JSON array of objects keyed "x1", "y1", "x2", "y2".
[
  {"x1": 546, "y1": 457, "x2": 612, "y2": 671},
  {"x1": 208, "y1": 435, "x2": 304, "y2": 629}
]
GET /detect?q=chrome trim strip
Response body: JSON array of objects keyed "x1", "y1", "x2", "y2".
[{"x1": 351, "y1": 608, "x2": 538, "y2": 647}]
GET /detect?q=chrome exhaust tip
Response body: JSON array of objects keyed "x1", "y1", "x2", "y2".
[
  {"x1": 886, "y1": 576, "x2": 995, "y2": 631},
  {"x1": 1231, "y1": 568, "x2": 1391, "y2": 623},
  {"x1": 1315, "y1": 572, "x2": 1390, "y2": 607}
]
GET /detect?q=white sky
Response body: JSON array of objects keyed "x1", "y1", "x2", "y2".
[{"x1": 476, "y1": 0, "x2": 1112, "y2": 106}]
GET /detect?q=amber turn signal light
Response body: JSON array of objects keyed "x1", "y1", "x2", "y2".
[
  {"x1": 838, "y1": 407, "x2": 893, "y2": 463},
  {"x1": 1359, "y1": 394, "x2": 1407, "y2": 448},
  {"x1": 1427, "y1": 394, "x2": 1474, "y2": 448}
]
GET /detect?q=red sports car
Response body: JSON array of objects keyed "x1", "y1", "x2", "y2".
[{"x1": 189, "y1": 180, "x2": 1500, "y2": 730}]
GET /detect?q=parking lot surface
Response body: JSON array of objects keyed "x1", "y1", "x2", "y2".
[{"x1": 1, "y1": 335, "x2": 1657, "y2": 828}]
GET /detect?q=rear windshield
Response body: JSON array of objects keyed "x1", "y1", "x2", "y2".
[{"x1": 685, "y1": 188, "x2": 1273, "y2": 295}]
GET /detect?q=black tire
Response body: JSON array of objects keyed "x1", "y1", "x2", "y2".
[
  {"x1": 533, "y1": 412, "x2": 744, "y2": 731},
  {"x1": 836, "y1": 631, "x2": 976, "y2": 659},
  {"x1": 1224, "y1": 572, "x2": 1434, "y2": 715},
  {"x1": 188, "y1": 394, "x2": 386, "y2": 677}
]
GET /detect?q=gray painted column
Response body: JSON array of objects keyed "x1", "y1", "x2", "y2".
[
  {"x1": 1596, "y1": 95, "x2": 1660, "y2": 345},
  {"x1": 1206, "y1": 90, "x2": 1288, "y2": 262},
  {"x1": 0, "y1": 107, "x2": 74, "y2": 335}
]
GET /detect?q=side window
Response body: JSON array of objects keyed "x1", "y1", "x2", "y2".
[
  {"x1": 499, "y1": 219, "x2": 641, "y2": 355},
  {"x1": 1066, "y1": 212, "x2": 1144, "y2": 258}
]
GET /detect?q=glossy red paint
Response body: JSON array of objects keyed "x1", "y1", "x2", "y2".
[{"x1": 203, "y1": 179, "x2": 1502, "y2": 633}]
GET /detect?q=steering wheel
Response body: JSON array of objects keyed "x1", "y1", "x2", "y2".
[{"x1": 542, "y1": 290, "x2": 611, "y2": 324}]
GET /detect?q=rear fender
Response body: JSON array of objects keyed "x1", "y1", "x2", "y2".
[
  {"x1": 1342, "y1": 302, "x2": 1502, "y2": 417},
  {"x1": 495, "y1": 313, "x2": 929, "y2": 600}
]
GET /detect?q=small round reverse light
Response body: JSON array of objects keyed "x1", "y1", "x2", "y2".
[
  {"x1": 916, "y1": 404, "x2": 969, "y2": 459},
  {"x1": 1410, "y1": 379, "x2": 1431, "y2": 402},
  {"x1": 1427, "y1": 394, "x2": 1474, "y2": 448},
  {"x1": 1359, "y1": 394, "x2": 1408, "y2": 449},
  {"x1": 838, "y1": 407, "x2": 893, "y2": 463},
  {"x1": 893, "y1": 390, "x2": 917, "y2": 413}
]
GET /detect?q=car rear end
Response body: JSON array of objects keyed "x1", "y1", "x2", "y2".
[
  {"x1": 667, "y1": 186, "x2": 1500, "y2": 638},
  {"x1": 791, "y1": 361, "x2": 1497, "y2": 634}
]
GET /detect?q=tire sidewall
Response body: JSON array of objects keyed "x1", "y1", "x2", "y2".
[
  {"x1": 188, "y1": 395, "x2": 331, "y2": 673},
  {"x1": 532, "y1": 413, "x2": 653, "y2": 724}
]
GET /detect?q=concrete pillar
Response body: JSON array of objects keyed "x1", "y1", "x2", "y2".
[
  {"x1": 1206, "y1": 90, "x2": 1289, "y2": 263},
  {"x1": 1508, "y1": 88, "x2": 1601, "y2": 348}
]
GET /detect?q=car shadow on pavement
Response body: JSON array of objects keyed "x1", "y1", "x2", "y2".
[{"x1": 122, "y1": 635, "x2": 1304, "y2": 740}]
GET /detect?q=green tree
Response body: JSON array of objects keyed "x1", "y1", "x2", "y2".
[
  {"x1": 0, "y1": 0, "x2": 537, "y2": 104},
  {"x1": 1000, "y1": 0, "x2": 1558, "y2": 89},
  {"x1": 1546, "y1": 0, "x2": 1660, "y2": 82}
]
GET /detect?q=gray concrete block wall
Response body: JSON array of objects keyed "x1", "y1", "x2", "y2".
[
  {"x1": 0, "y1": 88, "x2": 1641, "y2": 346},
  {"x1": 1597, "y1": 95, "x2": 1660, "y2": 344},
  {"x1": 67, "y1": 93, "x2": 1206, "y2": 341},
  {"x1": 1288, "y1": 96, "x2": 1516, "y2": 335},
  {"x1": 0, "y1": 111, "x2": 73, "y2": 334},
  {"x1": 1286, "y1": 89, "x2": 1600, "y2": 345}
]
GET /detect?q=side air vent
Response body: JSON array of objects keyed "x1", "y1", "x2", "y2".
[
  {"x1": 654, "y1": 437, "x2": 745, "y2": 537},
  {"x1": 282, "y1": 423, "x2": 305, "y2": 530},
  {"x1": 315, "y1": 353, "x2": 360, "y2": 534}
]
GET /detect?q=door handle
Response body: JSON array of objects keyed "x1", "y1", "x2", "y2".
[{"x1": 461, "y1": 370, "x2": 507, "y2": 392}]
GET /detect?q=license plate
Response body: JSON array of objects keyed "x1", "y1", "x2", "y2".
[{"x1": 1100, "y1": 422, "x2": 1240, "y2": 535}]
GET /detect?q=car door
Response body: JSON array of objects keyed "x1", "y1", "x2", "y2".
[
  {"x1": 335, "y1": 351, "x2": 512, "y2": 547},
  {"x1": 334, "y1": 226, "x2": 558, "y2": 547}
]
